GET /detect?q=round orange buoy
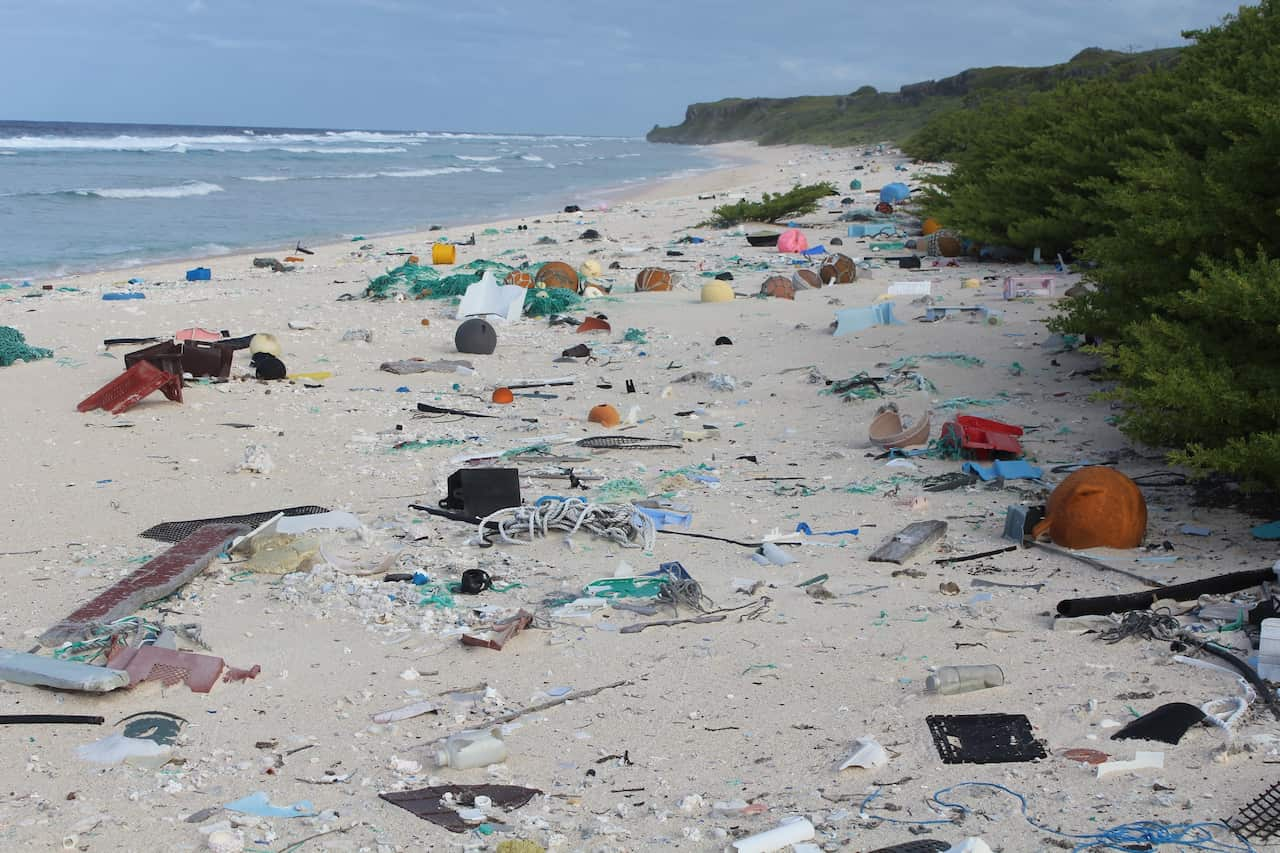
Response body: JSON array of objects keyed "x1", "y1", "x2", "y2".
[
  {"x1": 760, "y1": 275, "x2": 795, "y2": 300},
  {"x1": 588, "y1": 403, "x2": 620, "y2": 428},
  {"x1": 577, "y1": 315, "x2": 611, "y2": 333},
  {"x1": 504, "y1": 270, "x2": 534, "y2": 288},
  {"x1": 921, "y1": 218, "x2": 942, "y2": 236},
  {"x1": 635, "y1": 267, "x2": 673, "y2": 292},
  {"x1": 408, "y1": 255, "x2": 420, "y2": 265},
  {"x1": 420, "y1": 318, "x2": 430, "y2": 326},
  {"x1": 535, "y1": 261, "x2": 579, "y2": 291},
  {"x1": 936, "y1": 235, "x2": 963, "y2": 258},
  {"x1": 820, "y1": 253, "x2": 857, "y2": 284},
  {"x1": 792, "y1": 269, "x2": 822, "y2": 290},
  {"x1": 1032, "y1": 467, "x2": 1147, "y2": 550},
  {"x1": 492, "y1": 387, "x2": 514, "y2": 404}
]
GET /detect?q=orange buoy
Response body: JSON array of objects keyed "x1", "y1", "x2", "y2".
[
  {"x1": 820, "y1": 253, "x2": 857, "y2": 284},
  {"x1": 504, "y1": 270, "x2": 534, "y2": 288},
  {"x1": 577, "y1": 315, "x2": 611, "y2": 333},
  {"x1": 408, "y1": 255, "x2": 420, "y2": 265},
  {"x1": 420, "y1": 318, "x2": 430, "y2": 327},
  {"x1": 535, "y1": 261, "x2": 579, "y2": 291},
  {"x1": 921, "y1": 218, "x2": 942, "y2": 236},
  {"x1": 1032, "y1": 467, "x2": 1147, "y2": 550},
  {"x1": 792, "y1": 269, "x2": 822, "y2": 290},
  {"x1": 760, "y1": 275, "x2": 795, "y2": 300},
  {"x1": 492, "y1": 387, "x2": 514, "y2": 404},
  {"x1": 588, "y1": 403, "x2": 620, "y2": 428},
  {"x1": 635, "y1": 267, "x2": 673, "y2": 292}
]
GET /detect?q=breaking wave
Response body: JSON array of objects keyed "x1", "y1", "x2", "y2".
[{"x1": 77, "y1": 181, "x2": 225, "y2": 199}]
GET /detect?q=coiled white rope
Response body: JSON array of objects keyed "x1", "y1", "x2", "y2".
[{"x1": 472, "y1": 498, "x2": 656, "y2": 550}]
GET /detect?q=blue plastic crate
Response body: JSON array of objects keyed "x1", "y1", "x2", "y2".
[{"x1": 185, "y1": 267, "x2": 211, "y2": 282}]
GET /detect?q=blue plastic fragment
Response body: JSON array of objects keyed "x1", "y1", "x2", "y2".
[
  {"x1": 1252, "y1": 521, "x2": 1280, "y2": 540},
  {"x1": 102, "y1": 292, "x2": 145, "y2": 301},
  {"x1": 224, "y1": 791, "x2": 317, "y2": 819},
  {"x1": 962, "y1": 460, "x2": 1043, "y2": 482},
  {"x1": 632, "y1": 506, "x2": 692, "y2": 531},
  {"x1": 796, "y1": 522, "x2": 859, "y2": 536}
]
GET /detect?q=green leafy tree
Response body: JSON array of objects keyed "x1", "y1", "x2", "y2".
[{"x1": 701, "y1": 183, "x2": 837, "y2": 227}]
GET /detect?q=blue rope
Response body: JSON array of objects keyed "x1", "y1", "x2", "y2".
[{"x1": 860, "y1": 782, "x2": 1255, "y2": 852}]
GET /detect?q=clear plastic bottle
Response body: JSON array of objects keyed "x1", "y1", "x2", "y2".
[
  {"x1": 433, "y1": 727, "x2": 507, "y2": 769},
  {"x1": 925, "y1": 664, "x2": 1004, "y2": 695}
]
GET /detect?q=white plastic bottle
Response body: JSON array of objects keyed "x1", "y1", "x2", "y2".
[{"x1": 434, "y1": 727, "x2": 508, "y2": 769}]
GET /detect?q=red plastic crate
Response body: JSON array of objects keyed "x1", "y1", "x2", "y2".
[
  {"x1": 77, "y1": 360, "x2": 182, "y2": 414},
  {"x1": 941, "y1": 415, "x2": 1023, "y2": 460}
]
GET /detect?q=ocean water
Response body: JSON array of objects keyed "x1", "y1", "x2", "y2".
[{"x1": 0, "y1": 120, "x2": 717, "y2": 280}]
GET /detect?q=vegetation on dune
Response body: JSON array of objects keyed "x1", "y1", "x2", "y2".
[
  {"x1": 700, "y1": 182, "x2": 837, "y2": 227},
  {"x1": 905, "y1": 1, "x2": 1280, "y2": 490},
  {"x1": 647, "y1": 47, "x2": 1181, "y2": 147}
]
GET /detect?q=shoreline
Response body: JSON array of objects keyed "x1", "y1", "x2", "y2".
[
  {"x1": 2, "y1": 138, "x2": 1268, "y2": 852},
  {"x1": 22, "y1": 141, "x2": 782, "y2": 290}
]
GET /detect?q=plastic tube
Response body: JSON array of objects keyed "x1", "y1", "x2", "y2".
[
  {"x1": 731, "y1": 817, "x2": 815, "y2": 853},
  {"x1": 1055, "y1": 566, "x2": 1277, "y2": 618}
]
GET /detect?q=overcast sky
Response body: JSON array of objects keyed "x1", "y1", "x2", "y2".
[{"x1": 0, "y1": 0, "x2": 1247, "y2": 135}]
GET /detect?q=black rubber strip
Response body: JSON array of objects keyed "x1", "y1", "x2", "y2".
[
  {"x1": 1057, "y1": 567, "x2": 1276, "y2": 618},
  {"x1": 0, "y1": 715, "x2": 104, "y2": 725}
]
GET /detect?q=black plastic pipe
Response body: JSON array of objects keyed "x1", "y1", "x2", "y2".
[{"x1": 1056, "y1": 566, "x2": 1277, "y2": 618}]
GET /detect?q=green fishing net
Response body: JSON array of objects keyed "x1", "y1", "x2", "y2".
[
  {"x1": 0, "y1": 326, "x2": 53, "y2": 366},
  {"x1": 366, "y1": 261, "x2": 440, "y2": 299},
  {"x1": 411, "y1": 272, "x2": 483, "y2": 299},
  {"x1": 523, "y1": 287, "x2": 582, "y2": 317}
]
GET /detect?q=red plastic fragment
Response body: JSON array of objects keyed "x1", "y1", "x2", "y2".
[
  {"x1": 940, "y1": 415, "x2": 1024, "y2": 460},
  {"x1": 106, "y1": 646, "x2": 225, "y2": 693},
  {"x1": 223, "y1": 664, "x2": 261, "y2": 683},
  {"x1": 461, "y1": 610, "x2": 533, "y2": 651},
  {"x1": 78, "y1": 360, "x2": 182, "y2": 414},
  {"x1": 39, "y1": 523, "x2": 245, "y2": 646}
]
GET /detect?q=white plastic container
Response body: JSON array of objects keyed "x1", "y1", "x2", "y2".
[
  {"x1": 1258, "y1": 618, "x2": 1280, "y2": 680},
  {"x1": 434, "y1": 727, "x2": 507, "y2": 769},
  {"x1": 731, "y1": 816, "x2": 815, "y2": 853}
]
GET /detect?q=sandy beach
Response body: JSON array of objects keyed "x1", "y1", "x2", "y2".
[{"x1": 1, "y1": 141, "x2": 1276, "y2": 853}]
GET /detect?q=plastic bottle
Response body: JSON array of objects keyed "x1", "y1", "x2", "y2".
[
  {"x1": 925, "y1": 665, "x2": 1004, "y2": 695},
  {"x1": 434, "y1": 727, "x2": 507, "y2": 769}
]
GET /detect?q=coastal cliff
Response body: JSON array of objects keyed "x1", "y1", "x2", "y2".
[{"x1": 647, "y1": 47, "x2": 1180, "y2": 146}]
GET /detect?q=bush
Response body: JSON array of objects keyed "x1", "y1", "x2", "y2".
[
  {"x1": 905, "y1": 0, "x2": 1280, "y2": 488},
  {"x1": 701, "y1": 182, "x2": 837, "y2": 227}
]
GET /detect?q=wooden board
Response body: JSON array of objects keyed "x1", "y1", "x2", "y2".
[{"x1": 869, "y1": 520, "x2": 948, "y2": 565}]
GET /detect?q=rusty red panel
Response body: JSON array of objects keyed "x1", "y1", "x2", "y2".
[{"x1": 39, "y1": 523, "x2": 245, "y2": 646}]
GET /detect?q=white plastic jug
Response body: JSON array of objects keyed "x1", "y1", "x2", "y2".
[
  {"x1": 1258, "y1": 618, "x2": 1280, "y2": 680},
  {"x1": 434, "y1": 727, "x2": 507, "y2": 769}
]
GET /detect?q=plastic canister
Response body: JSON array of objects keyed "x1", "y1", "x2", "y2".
[
  {"x1": 432, "y1": 243, "x2": 456, "y2": 265},
  {"x1": 925, "y1": 664, "x2": 1004, "y2": 695},
  {"x1": 1258, "y1": 618, "x2": 1280, "y2": 680},
  {"x1": 434, "y1": 727, "x2": 507, "y2": 769}
]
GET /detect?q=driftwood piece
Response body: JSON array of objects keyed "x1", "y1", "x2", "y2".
[{"x1": 869, "y1": 520, "x2": 947, "y2": 565}]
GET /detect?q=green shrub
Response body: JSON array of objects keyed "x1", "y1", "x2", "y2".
[
  {"x1": 701, "y1": 182, "x2": 837, "y2": 227},
  {"x1": 907, "y1": 1, "x2": 1280, "y2": 488}
]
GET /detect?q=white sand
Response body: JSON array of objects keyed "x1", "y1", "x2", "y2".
[{"x1": 0, "y1": 142, "x2": 1276, "y2": 852}]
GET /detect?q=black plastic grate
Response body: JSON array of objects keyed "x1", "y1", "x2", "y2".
[
  {"x1": 927, "y1": 713, "x2": 1047, "y2": 765},
  {"x1": 139, "y1": 506, "x2": 329, "y2": 543},
  {"x1": 1228, "y1": 781, "x2": 1280, "y2": 841},
  {"x1": 868, "y1": 841, "x2": 951, "y2": 853}
]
